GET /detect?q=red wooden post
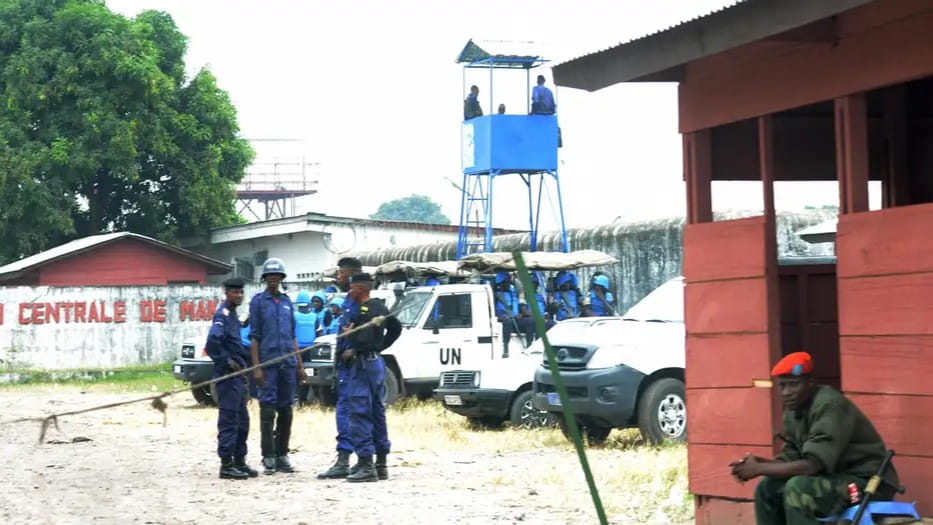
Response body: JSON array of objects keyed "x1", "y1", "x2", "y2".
[
  {"x1": 685, "y1": 130, "x2": 713, "y2": 224},
  {"x1": 882, "y1": 85, "x2": 909, "y2": 208},
  {"x1": 835, "y1": 94, "x2": 870, "y2": 214}
]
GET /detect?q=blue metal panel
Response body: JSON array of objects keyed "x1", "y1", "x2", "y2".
[{"x1": 462, "y1": 115, "x2": 558, "y2": 174}]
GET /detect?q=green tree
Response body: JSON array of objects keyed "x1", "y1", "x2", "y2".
[
  {"x1": 0, "y1": 0, "x2": 253, "y2": 264},
  {"x1": 370, "y1": 194, "x2": 451, "y2": 225}
]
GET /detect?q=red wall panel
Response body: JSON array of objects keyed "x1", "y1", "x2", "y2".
[{"x1": 38, "y1": 240, "x2": 208, "y2": 286}]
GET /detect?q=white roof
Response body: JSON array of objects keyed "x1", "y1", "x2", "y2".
[{"x1": 796, "y1": 219, "x2": 837, "y2": 244}]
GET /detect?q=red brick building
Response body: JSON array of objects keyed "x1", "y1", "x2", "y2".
[
  {"x1": 0, "y1": 232, "x2": 232, "y2": 286},
  {"x1": 555, "y1": 0, "x2": 933, "y2": 522}
]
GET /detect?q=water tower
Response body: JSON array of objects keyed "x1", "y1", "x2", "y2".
[{"x1": 455, "y1": 39, "x2": 569, "y2": 259}]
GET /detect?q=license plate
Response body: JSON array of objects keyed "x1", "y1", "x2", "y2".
[
  {"x1": 173, "y1": 365, "x2": 181, "y2": 374},
  {"x1": 444, "y1": 395, "x2": 463, "y2": 406},
  {"x1": 547, "y1": 392, "x2": 562, "y2": 406}
]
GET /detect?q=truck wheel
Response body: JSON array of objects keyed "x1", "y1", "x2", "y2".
[
  {"x1": 509, "y1": 390, "x2": 551, "y2": 429},
  {"x1": 192, "y1": 385, "x2": 215, "y2": 406},
  {"x1": 557, "y1": 417, "x2": 611, "y2": 446},
  {"x1": 383, "y1": 369, "x2": 401, "y2": 406},
  {"x1": 295, "y1": 384, "x2": 310, "y2": 406},
  {"x1": 637, "y1": 378, "x2": 687, "y2": 444}
]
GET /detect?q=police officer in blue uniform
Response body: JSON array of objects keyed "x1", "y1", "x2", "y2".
[
  {"x1": 587, "y1": 273, "x2": 616, "y2": 317},
  {"x1": 550, "y1": 270, "x2": 582, "y2": 321},
  {"x1": 206, "y1": 277, "x2": 257, "y2": 480},
  {"x1": 294, "y1": 290, "x2": 318, "y2": 354},
  {"x1": 342, "y1": 273, "x2": 402, "y2": 482},
  {"x1": 249, "y1": 258, "x2": 307, "y2": 475},
  {"x1": 317, "y1": 257, "x2": 363, "y2": 479},
  {"x1": 494, "y1": 271, "x2": 534, "y2": 358},
  {"x1": 323, "y1": 297, "x2": 343, "y2": 335}
]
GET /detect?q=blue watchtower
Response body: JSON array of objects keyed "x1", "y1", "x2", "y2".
[{"x1": 455, "y1": 40, "x2": 569, "y2": 259}]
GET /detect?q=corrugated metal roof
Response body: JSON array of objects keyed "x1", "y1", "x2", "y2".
[
  {"x1": 553, "y1": 0, "x2": 873, "y2": 90},
  {"x1": 0, "y1": 232, "x2": 232, "y2": 280},
  {"x1": 557, "y1": 1, "x2": 747, "y2": 67}
]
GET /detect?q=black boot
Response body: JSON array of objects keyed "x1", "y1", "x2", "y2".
[
  {"x1": 317, "y1": 450, "x2": 351, "y2": 479},
  {"x1": 234, "y1": 457, "x2": 258, "y2": 478},
  {"x1": 345, "y1": 455, "x2": 377, "y2": 483},
  {"x1": 262, "y1": 456, "x2": 276, "y2": 475},
  {"x1": 275, "y1": 455, "x2": 295, "y2": 473},
  {"x1": 219, "y1": 457, "x2": 248, "y2": 480},
  {"x1": 259, "y1": 405, "x2": 276, "y2": 460},
  {"x1": 375, "y1": 453, "x2": 388, "y2": 481},
  {"x1": 274, "y1": 407, "x2": 293, "y2": 459},
  {"x1": 349, "y1": 458, "x2": 360, "y2": 476}
]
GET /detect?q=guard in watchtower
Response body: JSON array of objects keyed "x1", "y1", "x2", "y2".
[
  {"x1": 205, "y1": 277, "x2": 257, "y2": 480},
  {"x1": 342, "y1": 273, "x2": 402, "y2": 482},
  {"x1": 249, "y1": 258, "x2": 307, "y2": 475}
]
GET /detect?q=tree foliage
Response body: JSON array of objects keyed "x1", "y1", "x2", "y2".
[
  {"x1": 370, "y1": 194, "x2": 451, "y2": 225},
  {"x1": 0, "y1": 0, "x2": 253, "y2": 264}
]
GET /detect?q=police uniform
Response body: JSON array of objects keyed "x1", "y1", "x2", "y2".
[
  {"x1": 552, "y1": 271, "x2": 581, "y2": 321},
  {"x1": 294, "y1": 290, "x2": 318, "y2": 349},
  {"x1": 249, "y1": 258, "x2": 300, "y2": 474},
  {"x1": 753, "y1": 352, "x2": 899, "y2": 524},
  {"x1": 205, "y1": 277, "x2": 256, "y2": 480},
  {"x1": 344, "y1": 273, "x2": 402, "y2": 482},
  {"x1": 493, "y1": 272, "x2": 534, "y2": 358}
]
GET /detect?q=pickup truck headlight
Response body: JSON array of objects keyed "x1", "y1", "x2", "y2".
[
  {"x1": 585, "y1": 345, "x2": 635, "y2": 370},
  {"x1": 472, "y1": 371, "x2": 481, "y2": 388}
]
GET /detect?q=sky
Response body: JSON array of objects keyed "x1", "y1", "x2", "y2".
[{"x1": 105, "y1": 0, "x2": 877, "y2": 230}]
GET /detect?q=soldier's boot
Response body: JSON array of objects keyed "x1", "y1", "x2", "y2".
[
  {"x1": 375, "y1": 453, "x2": 388, "y2": 481},
  {"x1": 234, "y1": 457, "x2": 258, "y2": 478},
  {"x1": 345, "y1": 456, "x2": 377, "y2": 483},
  {"x1": 259, "y1": 405, "x2": 276, "y2": 475},
  {"x1": 262, "y1": 456, "x2": 276, "y2": 475},
  {"x1": 219, "y1": 457, "x2": 248, "y2": 480},
  {"x1": 275, "y1": 455, "x2": 295, "y2": 473},
  {"x1": 317, "y1": 450, "x2": 351, "y2": 479},
  {"x1": 274, "y1": 406, "x2": 294, "y2": 473}
]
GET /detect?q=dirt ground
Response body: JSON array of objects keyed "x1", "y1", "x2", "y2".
[{"x1": 0, "y1": 387, "x2": 692, "y2": 525}]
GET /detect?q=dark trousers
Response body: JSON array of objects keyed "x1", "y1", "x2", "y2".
[
  {"x1": 347, "y1": 355, "x2": 391, "y2": 458},
  {"x1": 501, "y1": 316, "x2": 534, "y2": 353},
  {"x1": 216, "y1": 375, "x2": 249, "y2": 459},
  {"x1": 754, "y1": 474, "x2": 887, "y2": 524},
  {"x1": 335, "y1": 362, "x2": 353, "y2": 453}
]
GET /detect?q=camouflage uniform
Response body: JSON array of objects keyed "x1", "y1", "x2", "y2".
[{"x1": 754, "y1": 386, "x2": 898, "y2": 525}]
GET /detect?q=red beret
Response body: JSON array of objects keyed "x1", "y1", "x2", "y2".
[{"x1": 771, "y1": 352, "x2": 814, "y2": 377}]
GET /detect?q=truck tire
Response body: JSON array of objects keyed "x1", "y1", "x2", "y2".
[
  {"x1": 557, "y1": 417, "x2": 611, "y2": 446},
  {"x1": 192, "y1": 385, "x2": 215, "y2": 406},
  {"x1": 637, "y1": 378, "x2": 687, "y2": 444},
  {"x1": 383, "y1": 369, "x2": 401, "y2": 406},
  {"x1": 509, "y1": 390, "x2": 551, "y2": 429}
]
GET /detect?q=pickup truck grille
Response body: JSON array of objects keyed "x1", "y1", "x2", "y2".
[
  {"x1": 305, "y1": 344, "x2": 332, "y2": 361},
  {"x1": 181, "y1": 344, "x2": 196, "y2": 359},
  {"x1": 538, "y1": 384, "x2": 588, "y2": 398},
  {"x1": 542, "y1": 346, "x2": 590, "y2": 370},
  {"x1": 439, "y1": 371, "x2": 475, "y2": 387}
]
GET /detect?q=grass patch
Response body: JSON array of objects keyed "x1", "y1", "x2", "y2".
[{"x1": 0, "y1": 363, "x2": 186, "y2": 393}]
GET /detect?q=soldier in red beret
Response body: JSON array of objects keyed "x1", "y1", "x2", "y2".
[{"x1": 729, "y1": 352, "x2": 899, "y2": 524}]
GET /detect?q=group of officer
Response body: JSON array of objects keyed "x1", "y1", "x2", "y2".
[
  {"x1": 205, "y1": 256, "x2": 401, "y2": 482},
  {"x1": 492, "y1": 269, "x2": 616, "y2": 358}
]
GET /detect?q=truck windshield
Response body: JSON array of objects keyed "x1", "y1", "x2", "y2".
[
  {"x1": 391, "y1": 291, "x2": 431, "y2": 327},
  {"x1": 621, "y1": 278, "x2": 684, "y2": 323}
]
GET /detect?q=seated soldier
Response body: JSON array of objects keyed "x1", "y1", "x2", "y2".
[{"x1": 730, "y1": 352, "x2": 899, "y2": 525}]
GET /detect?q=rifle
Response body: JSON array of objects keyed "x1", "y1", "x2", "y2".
[{"x1": 850, "y1": 449, "x2": 905, "y2": 525}]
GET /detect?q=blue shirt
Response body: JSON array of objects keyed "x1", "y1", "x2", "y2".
[
  {"x1": 206, "y1": 304, "x2": 249, "y2": 372},
  {"x1": 494, "y1": 286, "x2": 520, "y2": 319},
  {"x1": 588, "y1": 290, "x2": 615, "y2": 316},
  {"x1": 531, "y1": 85, "x2": 555, "y2": 115},
  {"x1": 554, "y1": 289, "x2": 581, "y2": 321},
  {"x1": 336, "y1": 296, "x2": 360, "y2": 351},
  {"x1": 249, "y1": 290, "x2": 297, "y2": 365}
]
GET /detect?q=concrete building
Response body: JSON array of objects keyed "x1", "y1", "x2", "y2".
[{"x1": 189, "y1": 212, "x2": 517, "y2": 283}]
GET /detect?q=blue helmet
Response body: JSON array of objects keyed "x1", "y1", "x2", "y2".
[
  {"x1": 296, "y1": 290, "x2": 311, "y2": 305},
  {"x1": 328, "y1": 297, "x2": 344, "y2": 308},
  {"x1": 555, "y1": 270, "x2": 577, "y2": 289},
  {"x1": 324, "y1": 285, "x2": 338, "y2": 293},
  {"x1": 312, "y1": 291, "x2": 327, "y2": 305},
  {"x1": 425, "y1": 277, "x2": 440, "y2": 286},
  {"x1": 260, "y1": 258, "x2": 286, "y2": 279},
  {"x1": 592, "y1": 274, "x2": 610, "y2": 290},
  {"x1": 494, "y1": 271, "x2": 510, "y2": 285}
]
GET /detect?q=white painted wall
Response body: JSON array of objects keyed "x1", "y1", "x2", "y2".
[
  {"x1": 207, "y1": 220, "x2": 463, "y2": 282},
  {"x1": 0, "y1": 284, "x2": 264, "y2": 370}
]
